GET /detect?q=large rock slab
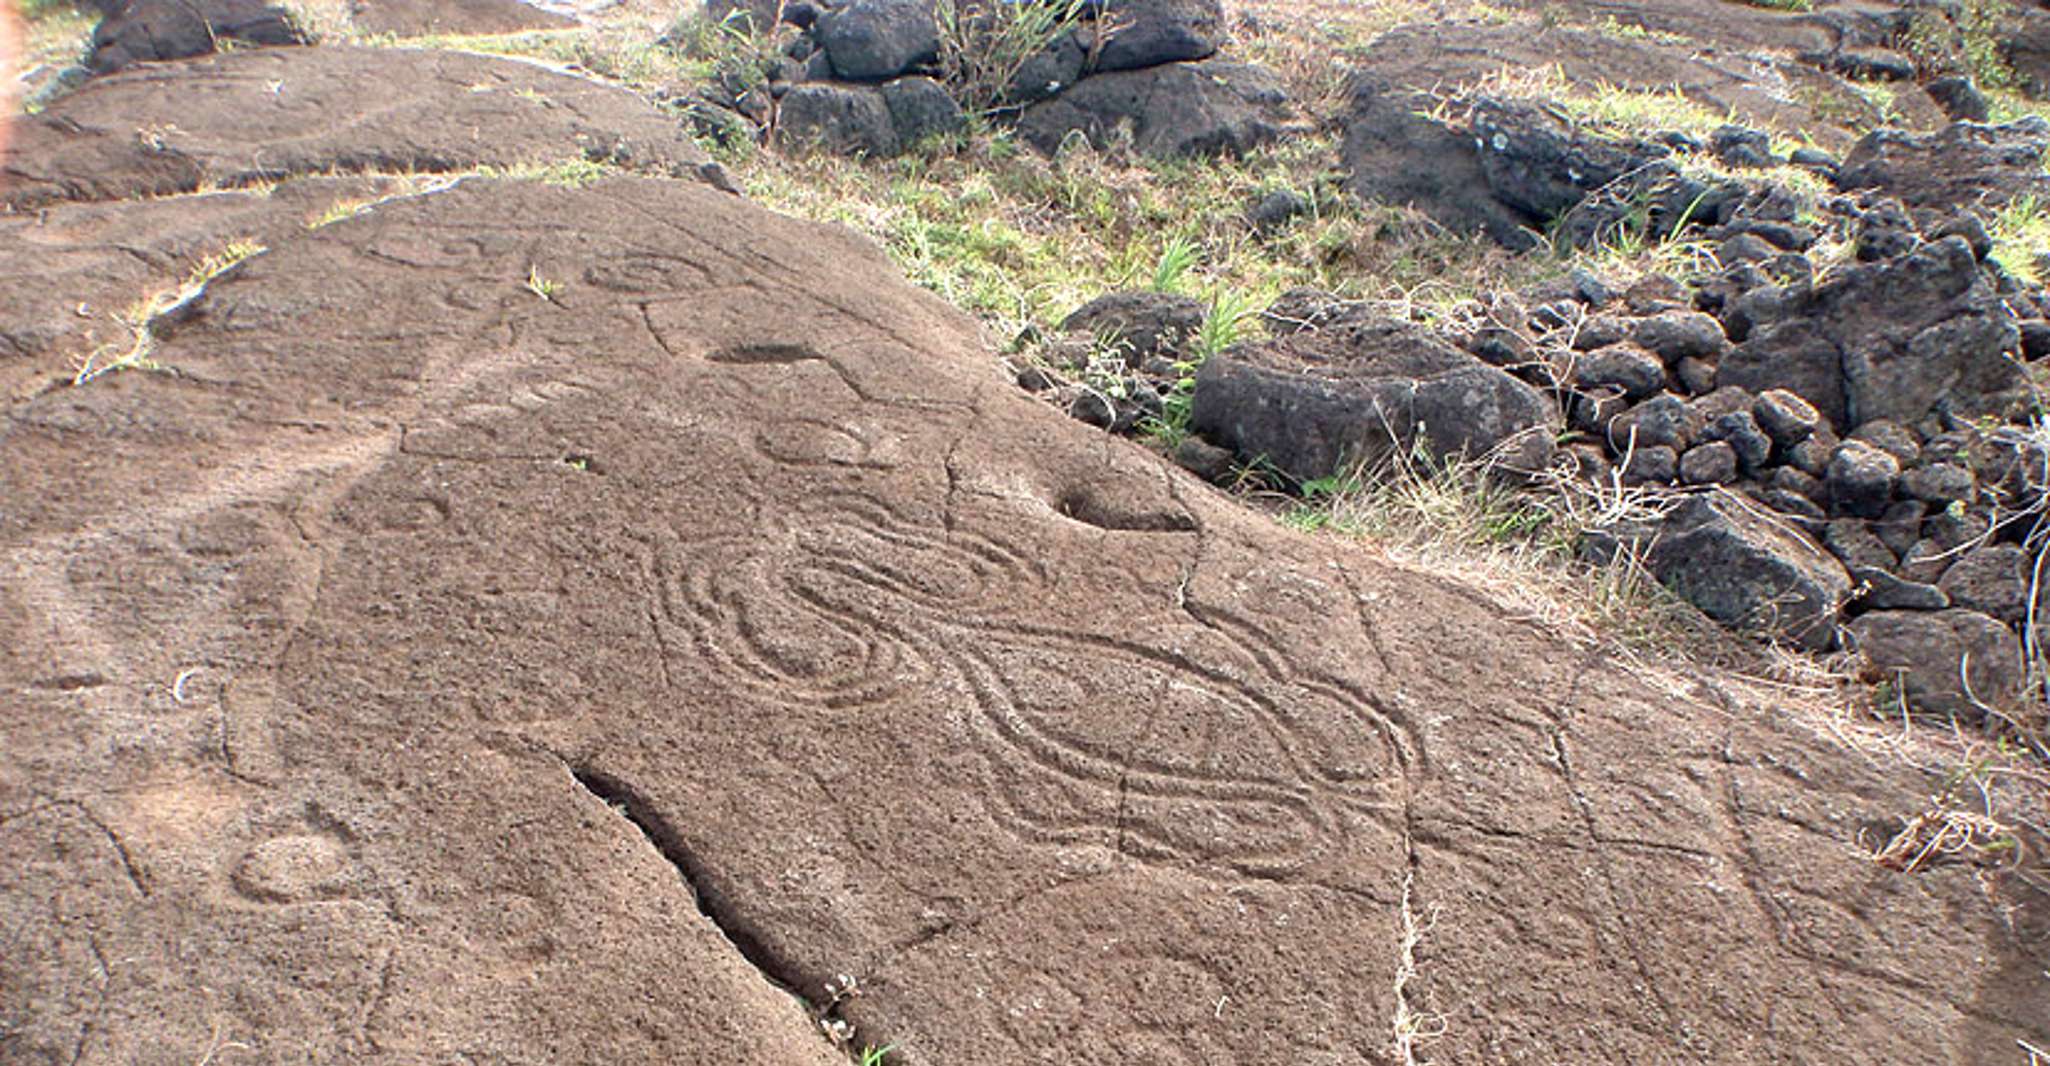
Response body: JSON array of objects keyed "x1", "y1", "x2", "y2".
[
  {"x1": 346, "y1": 0, "x2": 577, "y2": 36},
  {"x1": 1189, "y1": 313, "x2": 1559, "y2": 481},
  {"x1": 1836, "y1": 117, "x2": 2050, "y2": 222},
  {"x1": 0, "y1": 176, "x2": 401, "y2": 400},
  {"x1": 1349, "y1": 20, "x2": 1923, "y2": 153},
  {"x1": 0, "y1": 46, "x2": 710, "y2": 209},
  {"x1": 1018, "y1": 59, "x2": 1291, "y2": 157},
  {"x1": 0, "y1": 173, "x2": 2044, "y2": 1063}
]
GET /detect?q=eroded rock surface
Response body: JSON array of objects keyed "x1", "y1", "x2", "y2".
[
  {"x1": 346, "y1": 0, "x2": 576, "y2": 37},
  {"x1": 2, "y1": 169, "x2": 2042, "y2": 1063},
  {"x1": 1, "y1": 46, "x2": 710, "y2": 210},
  {"x1": 1, "y1": 45, "x2": 2046, "y2": 1066}
]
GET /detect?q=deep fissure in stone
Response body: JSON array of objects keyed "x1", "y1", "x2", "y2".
[{"x1": 567, "y1": 766, "x2": 796, "y2": 991}]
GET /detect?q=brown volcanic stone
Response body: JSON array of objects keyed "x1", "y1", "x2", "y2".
[
  {"x1": 347, "y1": 0, "x2": 575, "y2": 36},
  {"x1": 0, "y1": 175, "x2": 398, "y2": 401},
  {"x1": 0, "y1": 46, "x2": 709, "y2": 210},
  {"x1": 0, "y1": 179, "x2": 2045, "y2": 1065}
]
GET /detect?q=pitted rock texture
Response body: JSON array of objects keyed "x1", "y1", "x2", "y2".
[
  {"x1": 0, "y1": 176, "x2": 398, "y2": 401},
  {"x1": 86, "y1": 0, "x2": 306, "y2": 74},
  {"x1": 346, "y1": 0, "x2": 576, "y2": 36},
  {"x1": 2, "y1": 172, "x2": 2044, "y2": 1062},
  {"x1": 0, "y1": 46, "x2": 710, "y2": 210}
]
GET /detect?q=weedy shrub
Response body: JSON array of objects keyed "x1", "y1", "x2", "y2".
[
  {"x1": 1991, "y1": 193, "x2": 2050, "y2": 287},
  {"x1": 933, "y1": 0, "x2": 1092, "y2": 118},
  {"x1": 659, "y1": 2, "x2": 794, "y2": 92},
  {"x1": 1901, "y1": 0, "x2": 2018, "y2": 88}
]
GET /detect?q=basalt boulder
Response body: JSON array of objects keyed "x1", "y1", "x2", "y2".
[
  {"x1": 1018, "y1": 59, "x2": 1291, "y2": 158},
  {"x1": 1718, "y1": 236, "x2": 2023, "y2": 430},
  {"x1": 1190, "y1": 313, "x2": 1558, "y2": 482},
  {"x1": 1640, "y1": 492, "x2": 1853, "y2": 651}
]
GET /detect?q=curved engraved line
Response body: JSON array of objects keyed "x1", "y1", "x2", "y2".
[
  {"x1": 951, "y1": 642, "x2": 1329, "y2": 820},
  {"x1": 1179, "y1": 601, "x2": 1424, "y2": 776},
  {"x1": 950, "y1": 621, "x2": 1399, "y2": 804},
  {"x1": 971, "y1": 731, "x2": 1328, "y2": 874},
  {"x1": 788, "y1": 534, "x2": 1046, "y2": 614},
  {"x1": 752, "y1": 418, "x2": 895, "y2": 469},
  {"x1": 793, "y1": 490, "x2": 1054, "y2": 589},
  {"x1": 660, "y1": 538, "x2": 940, "y2": 709}
]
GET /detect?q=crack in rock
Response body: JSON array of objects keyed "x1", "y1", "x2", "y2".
[{"x1": 565, "y1": 764, "x2": 889, "y2": 1059}]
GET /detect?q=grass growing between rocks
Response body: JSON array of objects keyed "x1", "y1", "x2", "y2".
[
  {"x1": 1990, "y1": 193, "x2": 2050, "y2": 287},
  {"x1": 1274, "y1": 443, "x2": 1717, "y2": 657},
  {"x1": 742, "y1": 130, "x2": 1380, "y2": 342},
  {"x1": 72, "y1": 237, "x2": 265, "y2": 385}
]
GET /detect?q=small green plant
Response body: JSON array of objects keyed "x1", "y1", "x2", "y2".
[
  {"x1": 857, "y1": 1045, "x2": 895, "y2": 1066},
  {"x1": 525, "y1": 265, "x2": 562, "y2": 301},
  {"x1": 1191, "y1": 289, "x2": 1259, "y2": 360},
  {"x1": 1990, "y1": 193, "x2": 2050, "y2": 287},
  {"x1": 1152, "y1": 234, "x2": 1200, "y2": 294}
]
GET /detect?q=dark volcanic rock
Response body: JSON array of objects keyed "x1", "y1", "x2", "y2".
[
  {"x1": 1061, "y1": 290, "x2": 1205, "y2": 365},
  {"x1": 1, "y1": 47, "x2": 711, "y2": 210},
  {"x1": 1924, "y1": 76, "x2": 1990, "y2": 124},
  {"x1": 1826, "y1": 440, "x2": 1901, "y2": 519},
  {"x1": 1641, "y1": 493, "x2": 1852, "y2": 651},
  {"x1": 1576, "y1": 343, "x2": 1666, "y2": 401},
  {"x1": 1191, "y1": 314, "x2": 1557, "y2": 481},
  {"x1": 1754, "y1": 388, "x2": 1822, "y2": 451},
  {"x1": 1852, "y1": 566, "x2": 1951, "y2": 612},
  {"x1": 1609, "y1": 394, "x2": 1698, "y2": 453},
  {"x1": 1632, "y1": 310, "x2": 1728, "y2": 364},
  {"x1": 1936, "y1": 544, "x2": 2032, "y2": 626},
  {"x1": 778, "y1": 82, "x2": 900, "y2": 155},
  {"x1": 881, "y1": 75, "x2": 967, "y2": 145},
  {"x1": 88, "y1": 0, "x2": 304, "y2": 74},
  {"x1": 1680, "y1": 441, "x2": 1739, "y2": 485},
  {"x1": 1850, "y1": 609, "x2": 2025, "y2": 719},
  {"x1": 1470, "y1": 97, "x2": 1665, "y2": 222},
  {"x1": 1718, "y1": 237, "x2": 2022, "y2": 430},
  {"x1": 1621, "y1": 444, "x2": 1680, "y2": 485},
  {"x1": 1007, "y1": 29, "x2": 1087, "y2": 104},
  {"x1": 1091, "y1": 0, "x2": 1224, "y2": 72},
  {"x1": 1341, "y1": 78, "x2": 1536, "y2": 250},
  {"x1": 815, "y1": 0, "x2": 939, "y2": 80},
  {"x1": 1836, "y1": 118, "x2": 2050, "y2": 222},
  {"x1": 1018, "y1": 59, "x2": 1291, "y2": 158}
]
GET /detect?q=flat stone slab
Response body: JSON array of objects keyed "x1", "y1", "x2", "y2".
[
  {"x1": 0, "y1": 173, "x2": 2044, "y2": 1061},
  {"x1": 1354, "y1": 20, "x2": 1937, "y2": 151},
  {"x1": 0, "y1": 176, "x2": 403, "y2": 400},
  {"x1": 0, "y1": 45, "x2": 708, "y2": 209},
  {"x1": 347, "y1": 0, "x2": 576, "y2": 36}
]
